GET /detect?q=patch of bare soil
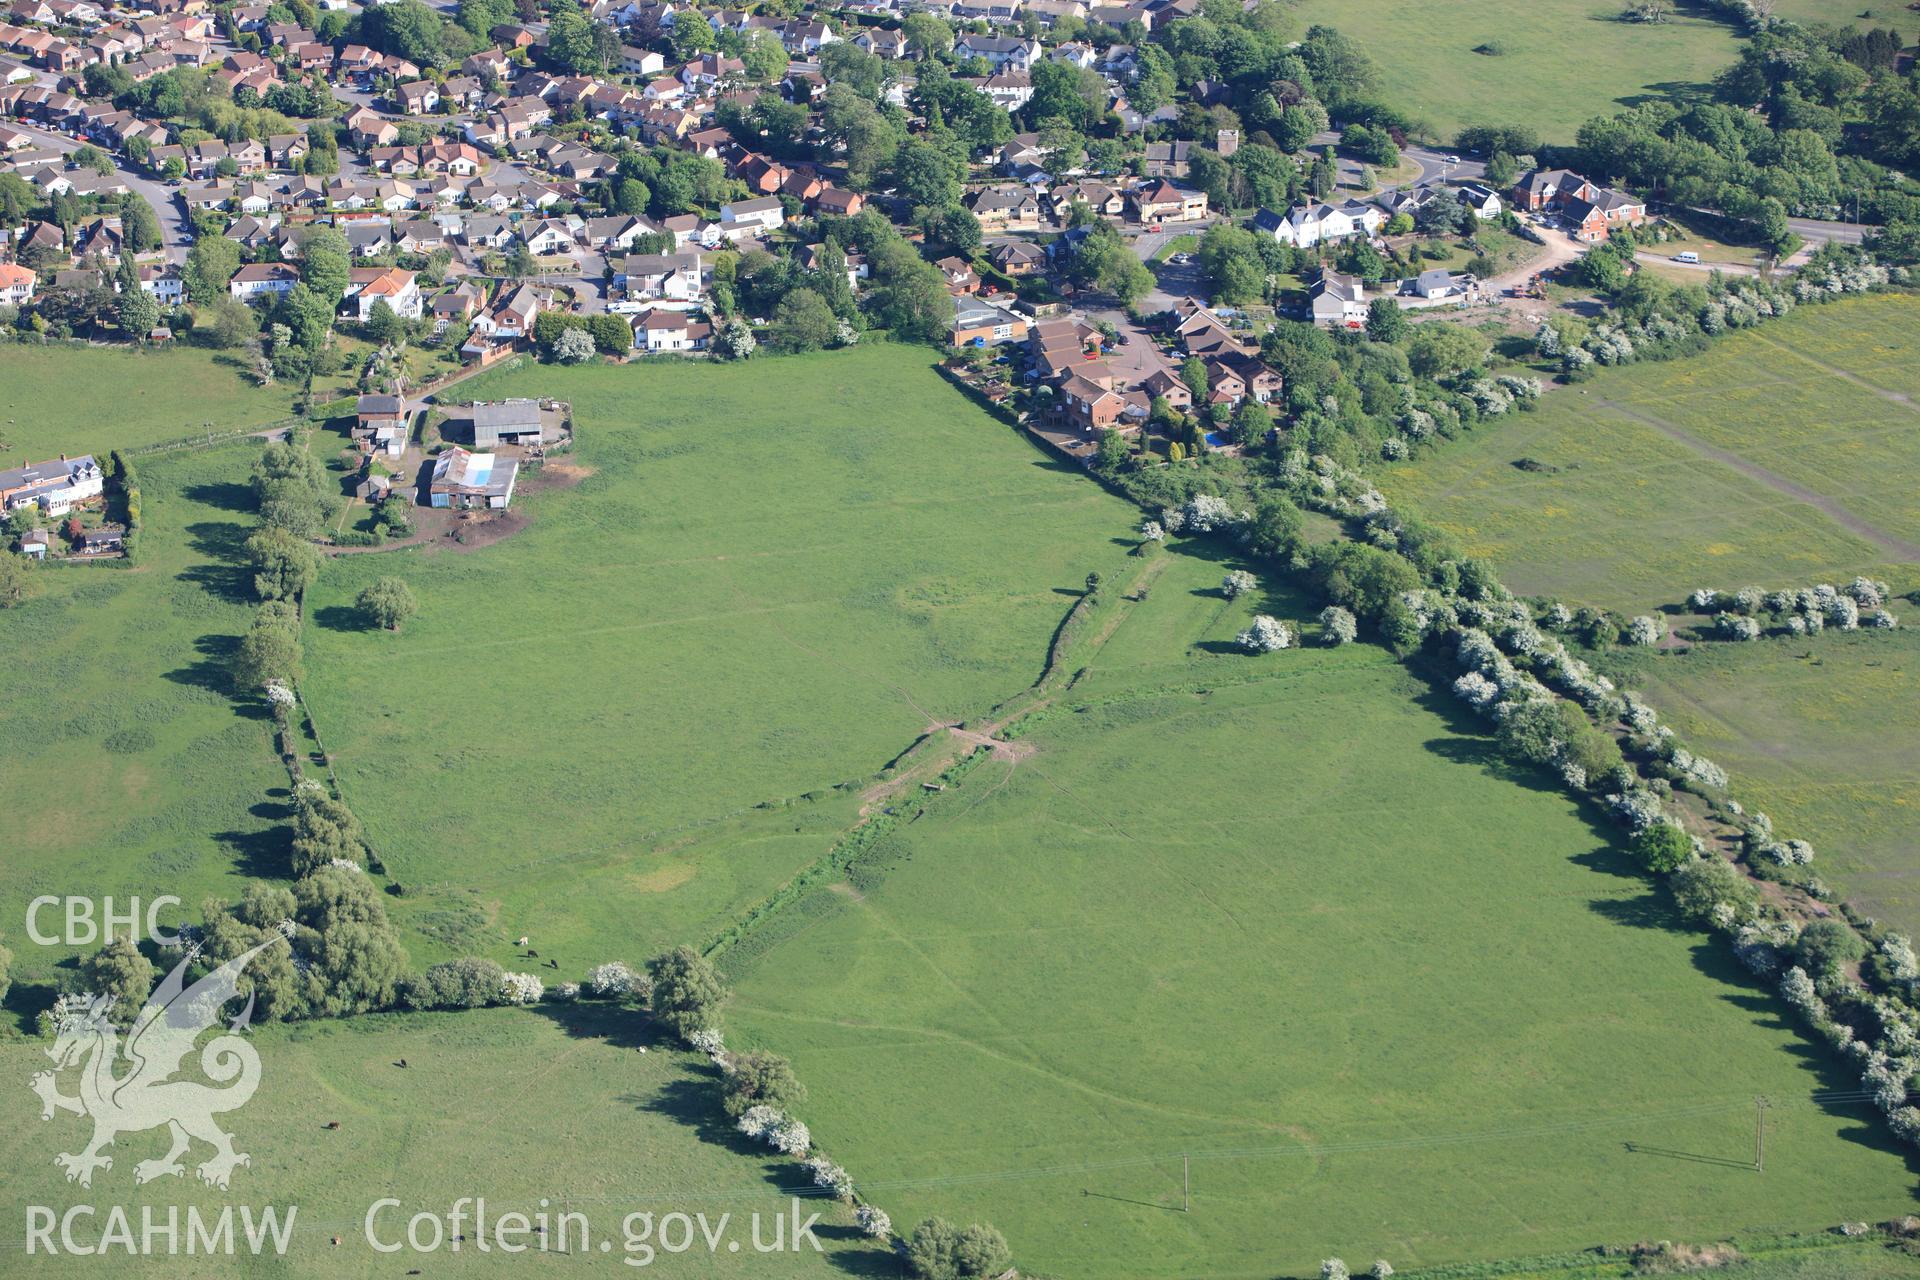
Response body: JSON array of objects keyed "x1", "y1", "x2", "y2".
[
  {"x1": 434, "y1": 507, "x2": 530, "y2": 553},
  {"x1": 526, "y1": 459, "x2": 594, "y2": 492}
]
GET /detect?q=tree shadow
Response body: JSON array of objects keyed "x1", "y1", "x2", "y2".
[
  {"x1": 177, "y1": 561, "x2": 254, "y2": 607},
  {"x1": 183, "y1": 480, "x2": 257, "y2": 516},
  {"x1": 164, "y1": 632, "x2": 240, "y2": 696},
  {"x1": 215, "y1": 825, "x2": 292, "y2": 879},
  {"x1": 1587, "y1": 890, "x2": 1683, "y2": 931},
  {"x1": 313, "y1": 604, "x2": 371, "y2": 633},
  {"x1": 1195, "y1": 639, "x2": 1243, "y2": 655}
]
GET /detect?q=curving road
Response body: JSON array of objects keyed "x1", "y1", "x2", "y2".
[{"x1": 7, "y1": 119, "x2": 192, "y2": 264}]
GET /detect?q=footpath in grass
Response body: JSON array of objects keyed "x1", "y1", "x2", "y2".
[
  {"x1": 1600, "y1": 628, "x2": 1920, "y2": 940},
  {"x1": 0, "y1": 444, "x2": 288, "y2": 986},
  {"x1": 724, "y1": 541, "x2": 1917, "y2": 1279},
  {"x1": 1378, "y1": 295, "x2": 1920, "y2": 613},
  {"x1": 0, "y1": 1006, "x2": 884, "y2": 1278},
  {"x1": 298, "y1": 346, "x2": 1141, "y2": 966},
  {"x1": 0, "y1": 345, "x2": 299, "y2": 459}
]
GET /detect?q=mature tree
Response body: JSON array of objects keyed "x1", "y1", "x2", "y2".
[
  {"x1": 246, "y1": 525, "x2": 322, "y2": 601},
  {"x1": 740, "y1": 29, "x2": 789, "y2": 82},
  {"x1": 1364, "y1": 296, "x2": 1406, "y2": 343},
  {"x1": 901, "y1": 11, "x2": 954, "y2": 59},
  {"x1": 117, "y1": 286, "x2": 160, "y2": 338},
  {"x1": 894, "y1": 137, "x2": 963, "y2": 209},
  {"x1": 1667, "y1": 856, "x2": 1758, "y2": 923},
  {"x1": 1179, "y1": 356, "x2": 1209, "y2": 403},
  {"x1": 356, "y1": 576, "x2": 418, "y2": 630},
  {"x1": 647, "y1": 946, "x2": 728, "y2": 1038},
  {"x1": 232, "y1": 605, "x2": 304, "y2": 691},
  {"x1": 291, "y1": 865, "x2": 409, "y2": 1016},
  {"x1": 186, "y1": 236, "x2": 241, "y2": 304},
  {"x1": 81, "y1": 935, "x2": 155, "y2": 1024},
  {"x1": 553, "y1": 325, "x2": 597, "y2": 364},
  {"x1": 721, "y1": 1050, "x2": 807, "y2": 1116},
  {"x1": 0, "y1": 551, "x2": 35, "y2": 609},
  {"x1": 1631, "y1": 821, "x2": 1692, "y2": 873},
  {"x1": 291, "y1": 785, "x2": 370, "y2": 877},
  {"x1": 1796, "y1": 919, "x2": 1865, "y2": 976},
  {"x1": 1406, "y1": 322, "x2": 1489, "y2": 379},
  {"x1": 771, "y1": 287, "x2": 838, "y2": 352}
]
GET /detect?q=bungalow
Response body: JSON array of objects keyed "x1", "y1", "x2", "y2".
[
  {"x1": 428, "y1": 446, "x2": 518, "y2": 509},
  {"x1": 629, "y1": 307, "x2": 711, "y2": 352},
  {"x1": 1407, "y1": 267, "x2": 1476, "y2": 299},
  {"x1": 227, "y1": 260, "x2": 299, "y2": 301},
  {"x1": 0, "y1": 453, "x2": 103, "y2": 516},
  {"x1": 76, "y1": 524, "x2": 125, "y2": 555}
]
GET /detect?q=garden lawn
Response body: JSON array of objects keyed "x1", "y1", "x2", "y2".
[
  {"x1": 1377, "y1": 294, "x2": 1920, "y2": 614},
  {"x1": 0, "y1": 444, "x2": 288, "y2": 993},
  {"x1": 297, "y1": 346, "x2": 1140, "y2": 967},
  {"x1": 1287, "y1": 0, "x2": 1743, "y2": 143},
  {"x1": 723, "y1": 539, "x2": 1917, "y2": 1279},
  {"x1": 1599, "y1": 627, "x2": 1920, "y2": 939},
  {"x1": 0, "y1": 345, "x2": 298, "y2": 459},
  {"x1": 0, "y1": 1005, "x2": 884, "y2": 1278}
]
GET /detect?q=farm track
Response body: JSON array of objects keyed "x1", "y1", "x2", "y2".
[{"x1": 1593, "y1": 397, "x2": 1920, "y2": 561}]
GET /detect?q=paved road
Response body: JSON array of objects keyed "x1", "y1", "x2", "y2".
[
  {"x1": 9, "y1": 120, "x2": 192, "y2": 265},
  {"x1": 1787, "y1": 216, "x2": 1867, "y2": 246}
]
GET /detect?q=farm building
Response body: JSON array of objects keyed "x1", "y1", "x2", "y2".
[{"x1": 429, "y1": 447, "x2": 519, "y2": 510}]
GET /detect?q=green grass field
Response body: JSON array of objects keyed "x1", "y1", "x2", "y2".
[
  {"x1": 0, "y1": 1006, "x2": 884, "y2": 1277},
  {"x1": 0, "y1": 445, "x2": 289, "y2": 989},
  {"x1": 1599, "y1": 627, "x2": 1920, "y2": 938},
  {"x1": 723, "y1": 542, "x2": 1917, "y2": 1279},
  {"x1": 0, "y1": 345, "x2": 298, "y2": 460},
  {"x1": 1289, "y1": 0, "x2": 1743, "y2": 142},
  {"x1": 297, "y1": 347, "x2": 1142, "y2": 967},
  {"x1": 1378, "y1": 295, "x2": 1920, "y2": 614}
]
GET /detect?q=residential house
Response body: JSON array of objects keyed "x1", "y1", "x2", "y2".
[
  {"x1": 629, "y1": 307, "x2": 711, "y2": 351},
  {"x1": 1308, "y1": 268, "x2": 1366, "y2": 328},
  {"x1": 718, "y1": 194, "x2": 783, "y2": 235},
  {"x1": 990, "y1": 240, "x2": 1045, "y2": 276},
  {"x1": 227, "y1": 260, "x2": 298, "y2": 301},
  {"x1": 950, "y1": 295, "x2": 1029, "y2": 347},
  {"x1": 953, "y1": 34, "x2": 1038, "y2": 71},
  {"x1": 0, "y1": 453, "x2": 103, "y2": 516},
  {"x1": 968, "y1": 184, "x2": 1042, "y2": 231},
  {"x1": 1129, "y1": 179, "x2": 1206, "y2": 223},
  {"x1": 0, "y1": 260, "x2": 35, "y2": 304},
  {"x1": 353, "y1": 393, "x2": 410, "y2": 457},
  {"x1": 613, "y1": 251, "x2": 703, "y2": 309},
  {"x1": 345, "y1": 266, "x2": 422, "y2": 320}
]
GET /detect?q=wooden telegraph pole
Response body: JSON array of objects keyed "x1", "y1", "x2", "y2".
[
  {"x1": 1183, "y1": 1154, "x2": 1191, "y2": 1212},
  {"x1": 1753, "y1": 1097, "x2": 1769, "y2": 1172}
]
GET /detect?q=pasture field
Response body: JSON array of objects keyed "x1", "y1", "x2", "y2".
[
  {"x1": 297, "y1": 347, "x2": 1141, "y2": 966},
  {"x1": 1599, "y1": 627, "x2": 1920, "y2": 938},
  {"x1": 0, "y1": 345, "x2": 298, "y2": 459},
  {"x1": 1288, "y1": 0, "x2": 1741, "y2": 142},
  {"x1": 1378, "y1": 295, "x2": 1920, "y2": 613},
  {"x1": 0, "y1": 1006, "x2": 882, "y2": 1277},
  {"x1": 723, "y1": 541, "x2": 1916, "y2": 1279},
  {"x1": 0, "y1": 444, "x2": 288, "y2": 989}
]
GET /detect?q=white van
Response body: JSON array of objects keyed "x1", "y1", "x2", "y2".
[{"x1": 1673, "y1": 251, "x2": 1700, "y2": 264}]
